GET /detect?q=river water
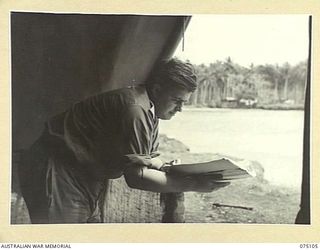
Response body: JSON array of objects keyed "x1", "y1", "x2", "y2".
[{"x1": 159, "y1": 108, "x2": 305, "y2": 188}]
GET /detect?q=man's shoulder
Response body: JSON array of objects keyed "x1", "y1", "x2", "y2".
[
  {"x1": 113, "y1": 84, "x2": 146, "y2": 98},
  {"x1": 106, "y1": 84, "x2": 151, "y2": 110},
  {"x1": 67, "y1": 84, "x2": 150, "y2": 115}
]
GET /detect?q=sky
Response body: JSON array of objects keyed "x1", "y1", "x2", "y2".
[{"x1": 174, "y1": 15, "x2": 309, "y2": 67}]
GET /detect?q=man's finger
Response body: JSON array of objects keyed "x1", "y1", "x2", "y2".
[{"x1": 150, "y1": 152, "x2": 161, "y2": 158}]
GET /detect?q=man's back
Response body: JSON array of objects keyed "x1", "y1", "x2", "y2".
[{"x1": 47, "y1": 84, "x2": 159, "y2": 178}]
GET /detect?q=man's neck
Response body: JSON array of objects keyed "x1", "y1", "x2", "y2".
[{"x1": 145, "y1": 84, "x2": 156, "y2": 104}]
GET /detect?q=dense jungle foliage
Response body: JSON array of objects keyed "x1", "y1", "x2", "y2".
[{"x1": 189, "y1": 57, "x2": 307, "y2": 109}]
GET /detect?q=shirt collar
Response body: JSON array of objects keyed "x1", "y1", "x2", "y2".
[
  {"x1": 149, "y1": 101, "x2": 156, "y2": 119},
  {"x1": 128, "y1": 84, "x2": 156, "y2": 120}
]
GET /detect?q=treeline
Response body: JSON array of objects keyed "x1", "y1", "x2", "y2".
[{"x1": 189, "y1": 57, "x2": 307, "y2": 109}]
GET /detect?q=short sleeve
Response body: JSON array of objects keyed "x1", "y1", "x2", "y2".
[{"x1": 120, "y1": 105, "x2": 154, "y2": 155}]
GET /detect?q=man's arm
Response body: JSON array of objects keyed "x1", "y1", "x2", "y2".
[
  {"x1": 120, "y1": 106, "x2": 229, "y2": 193},
  {"x1": 124, "y1": 167, "x2": 230, "y2": 193}
]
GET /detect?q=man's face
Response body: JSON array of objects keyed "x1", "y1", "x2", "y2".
[{"x1": 153, "y1": 85, "x2": 192, "y2": 120}]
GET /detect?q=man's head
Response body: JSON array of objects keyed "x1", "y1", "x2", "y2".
[{"x1": 147, "y1": 58, "x2": 197, "y2": 120}]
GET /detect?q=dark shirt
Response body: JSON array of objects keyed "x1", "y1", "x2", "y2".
[{"x1": 47, "y1": 84, "x2": 159, "y2": 179}]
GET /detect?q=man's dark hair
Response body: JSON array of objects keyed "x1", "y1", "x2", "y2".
[{"x1": 147, "y1": 58, "x2": 198, "y2": 92}]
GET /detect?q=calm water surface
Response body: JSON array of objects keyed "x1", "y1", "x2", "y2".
[{"x1": 160, "y1": 108, "x2": 304, "y2": 188}]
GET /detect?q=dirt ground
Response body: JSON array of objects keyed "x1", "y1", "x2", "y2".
[{"x1": 158, "y1": 134, "x2": 301, "y2": 224}]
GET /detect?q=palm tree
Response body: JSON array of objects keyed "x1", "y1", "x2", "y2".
[
  {"x1": 288, "y1": 61, "x2": 307, "y2": 104},
  {"x1": 281, "y1": 62, "x2": 291, "y2": 101},
  {"x1": 257, "y1": 64, "x2": 282, "y2": 103}
]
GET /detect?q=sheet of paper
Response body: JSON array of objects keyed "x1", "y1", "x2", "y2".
[{"x1": 167, "y1": 158, "x2": 254, "y2": 180}]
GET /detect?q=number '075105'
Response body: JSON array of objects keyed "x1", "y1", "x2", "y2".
[{"x1": 300, "y1": 244, "x2": 319, "y2": 248}]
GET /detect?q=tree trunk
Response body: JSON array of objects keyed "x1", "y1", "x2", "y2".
[
  {"x1": 274, "y1": 79, "x2": 278, "y2": 102},
  {"x1": 284, "y1": 75, "x2": 289, "y2": 100}
]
